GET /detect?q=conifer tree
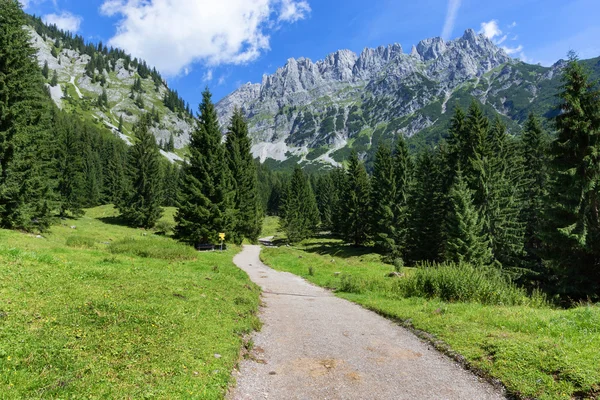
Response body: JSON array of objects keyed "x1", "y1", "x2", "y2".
[
  {"x1": 175, "y1": 88, "x2": 233, "y2": 245},
  {"x1": 371, "y1": 144, "x2": 398, "y2": 257},
  {"x1": 50, "y1": 69, "x2": 58, "y2": 86},
  {"x1": 118, "y1": 114, "x2": 123, "y2": 132},
  {"x1": 280, "y1": 166, "x2": 319, "y2": 243},
  {"x1": 342, "y1": 151, "x2": 371, "y2": 246},
  {"x1": 329, "y1": 167, "x2": 347, "y2": 236},
  {"x1": 392, "y1": 136, "x2": 412, "y2": 259},
  {"x1": 55, "y1": 113, "x2": 85, "y2": 217},
  {"x1": 542, "y1": 52, "x2": 600, "y2": 298},
  {"x1": 42, "y1": 60, "x2": 49, "y2": 79},
  {"x1": 161, "y1": 162, "x2": 180, "y2": 207},
  {"x1": 315, "y1": 174, "x2": 335, "y2": 232},
  {"x1": 135, "y1": 93, "x2": 144, "y2": 109},
  {"x1": 167, "y1": 133, "x2": 174, "y2": 151},
  {"x1": 445, "y1": 169, "x2": 492, "y2": 266},
  {"x1": 407, "y1": 150, "x2": 445, "y2": 263},
  {"x1": 225, "y1": 109, "x2": 262, "y2": 243},
  {"x1": 521, "y1": 113, "x2": 548, "y2": 270},
  {"x1": 118, "y1": 114, "x2": 163, "y2": 228},
  {"x1": 0, "y1": 0, "x2": 56, "y2": 231},
  {"x1": 104, "y1": 141, "x2": 126, "y2": 205}
]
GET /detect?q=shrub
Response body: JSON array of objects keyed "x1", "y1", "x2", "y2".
[
  {"x1": 308, "y1": 266, "x2": 315, "y2": 276},
  {"x1": 66, "y1": 235, "x2": 96, "y2": 249},
  {"x1": 154, "y1": 220, "x2": 174, "y2": 235},
  {"x1": 397, "y1": 262, "x2": 543, "y2": 306},
  {"x1": 108, "y1": 237, "x2": 198, "y2": 260}
]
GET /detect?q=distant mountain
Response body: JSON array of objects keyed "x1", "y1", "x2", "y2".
[
  {"x1": 216, "y1": 29, "x2": 600, "y2": 168},
  {"x1": 27, "y1": 16, "x2": 194, "y2": 163}
]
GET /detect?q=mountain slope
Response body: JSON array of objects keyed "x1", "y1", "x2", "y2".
[
  {"x1": 216, "y1": 29, "x2": 600, "y2": 167},
  {"x1": 27, "y1": 17, "x2": 194, "y2": 163}
]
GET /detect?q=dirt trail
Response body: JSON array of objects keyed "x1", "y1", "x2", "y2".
[{"x1": 229, "y1": 245, "x2": 505, "y2": 400}]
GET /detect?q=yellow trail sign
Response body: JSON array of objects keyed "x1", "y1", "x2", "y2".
[{"x1": 219, "y1": 233, "x2": 225, "y2": 240}]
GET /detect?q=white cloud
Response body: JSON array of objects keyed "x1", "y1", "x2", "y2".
[
  {"x1": 43, "y1": 12, "x2": 83, "y2": 33},
  {"x1": 441, "y1": 0, "x2": 462, "y2": 40},
  {"x1": 501, "y1": 45, "x2": 523, "y2": 55},
  {"x1": 218, "y1": 75, "x2": 227, "y2": 85},
  {"x1": 508, "y1": 21, "x2": 517, "y2": 29},
  {"x1": 20, "y1": 0, "x2": 57, "y2": 10},
  {"x1": 479, "y1": 20, "x2": 502, "y2": 40},
  {"x1": 202, "y1": 70, "x2": 213, "y2": 82},
  {"x1": 279, "y1": 0, "x2": 310, "y2": 22},
  {"x1": 100, "y1": 0, "x2": 311, "y2": 76}
]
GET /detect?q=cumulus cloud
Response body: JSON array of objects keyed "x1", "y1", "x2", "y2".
[
  {"x1": 100, "y1": 0, "x2": 312, "y2": 76},
  {"x1": 441, "y1": 0, "x2": 462, "y2": 40},
  {"x1": 480, "y1": 19, "x2": 527, "y2": 61},
  {"x1": 479, "y1": 20, "x2": 502, "y2": 40},
  {"x1": 279, "y1": 0, "x2": 311, "y2": 22},
  {"x1": 43, "y1": 12, "x2": 83, "y2": 33},
  {"x1": 202, "y1": 70, "x2": 213, "y2": 82}
]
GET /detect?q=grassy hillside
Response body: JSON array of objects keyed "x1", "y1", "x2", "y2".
[
  {"x1": 0, "y1": 206, "x2": 260, "y2": 399},
  {"x1": 260, "y1": 237, "x2": 600, "y2": 400}
]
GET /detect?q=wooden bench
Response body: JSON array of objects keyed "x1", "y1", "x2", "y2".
[{"x1": 195, "y1": 243, "x2": 215, "y2": 251}]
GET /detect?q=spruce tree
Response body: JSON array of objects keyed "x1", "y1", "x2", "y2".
[
  {"x1": 175, "y1": 88, "x2": 233, "y2": 245},
  {"x1": 315, "y1": 173, "x2": 335, "y2": 232},
  {"x1": 392, "y1": 136, "x2": 412, "y2": 260},
  {"x1": 42, "y1": 60, "x2": 49, "y2": 79},
  {"x1": 371, "y1": 144, "x2": 398, "y2": 257},
  {"x1": 0, "y1": 0, "x2": 56, "y2": 231},
  {"x1": 445, "y1": 169, "x2": 492, "y2": 266},
  {"x1": 50, "y1": 70, "x2": 58, "y2": 86},
  {"x1": 542, "y1": 53, "x2": 600, "y2": 298},
  {"x1": 279, "y1": 166, "x2": 319, "y2": 243},
  {"x1": 118, "y1": 114, "x2": 163, "y2": 228},
  {"x1": 225, "y1": 109, "x2": 262, "y2": 243},
  {"x1": 55, "y1": 112, "x2": 85, "y2": 217},
  {"x1": 521, "y1": 113, "x2": 548, "y2": 272},
  {"x1": 342, "y1": 151, "x2": 371, "y2": 246},
  {"x1": 167, "y1": 133, "x2": 174, "y2": 151},
  {"x1": 118, "y1": 115, "x2": 123, "y2": 132}
]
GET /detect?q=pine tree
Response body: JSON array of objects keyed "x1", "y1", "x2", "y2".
[
  {"x1": 162, "y1": 162, "x2": 180, "y2": 207},
  {"x1": 225, "y1": 109, "x2": 262, "y2": 243},
  {"x1": 445, "y1": 169, "x2": 492, "y2": 266},
  {"x1": 118, "y1": 114, "x2": 163, "y2": 228},
  {"x1": 542, "y1": 52, "x2": 600, "y2": 298},
  {"x1": 315, "y1": 174, "x2": 335, "y2": 232},
  {"x1": 342, "y1": 151, "x2": 371, "y2": 246},
  {"x1": 42, "y1": 60, "x2": 49, "y2": 79},
  {"x1": 521, "y1": 113, "x2": 548, "y2": 272},
  {"x1": 371, "y1": 144, "x2": 398, "y2": 257},
  {"x1": 0, "y1": 0, "x2": 56, "y2": 231},
  {"x1": 330, "y1": 167, "x2": 347, "y2": 236},
  {"x1": 50, "y1": 70, "x2": 58, "y2": 86},
  {"x1": 392, "y1": 136, "x2": 412, "y2": 260},
  {"x1": 407, "y1": 149, "x2": 445, "y2": 263},
  {"x1": 279, "y1": 166, "x2": 319, "y2": 243},
  {"x1": 104, "y1": 141, "x2": 126, "y2": 205},
  {"x1": 118, "y1": 115, "x2": 123, "y2": 132},
  {"x1": 167, "y1": 133, "x2": 174, "y2": 151},
  {"x1": 135, "y1": 93, "x2": 144, "y2": 109},
  {"x1": 55, "y1": 112, "x2": 85, "y2": 217},
  {"x1": 175, "y1": 88, "x2": 233, "y2": 245}
]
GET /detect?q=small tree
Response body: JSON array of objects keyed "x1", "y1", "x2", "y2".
[
  {"x1": 280, "y1": 166, "x2": 319, "y2": 243},
  {"x1": 42, "y1": 60, "x2": 49, "y2": 79},
  {"x1": 342, "y1": 151, "x2": 371, "y2": 246},
  {"x1": 50, "y1": 70, "x2": 58, "y2": 86}
]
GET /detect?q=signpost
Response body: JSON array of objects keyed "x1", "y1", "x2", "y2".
[{"x1": 219, "y1": 233, "x2": 225, "y2": 251}]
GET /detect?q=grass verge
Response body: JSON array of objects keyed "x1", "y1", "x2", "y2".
[
  {"x1": 0, "y1": 205, "x2": 260, "y2": 399},
  {"x1": 260, "y1": 238, "x2": 600, "y2": 400}
]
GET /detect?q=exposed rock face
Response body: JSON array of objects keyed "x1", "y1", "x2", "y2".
[
  {"x1": 27, "y1": 26, "x2": 191, "y2": 161},
  {"x1": 216, "y1": 29, "x2": 572, "y2": 165}
]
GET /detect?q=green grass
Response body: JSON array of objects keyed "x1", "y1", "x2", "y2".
[
  {"x1": 260, "y1": 238, "x2": 600, "y2": 400},
  {"x1": 260, "y1": 216, "x2": 283, "y2": 239},
  {"x1": 0, "y1": 205, "x2": 260, "y2": 399}
]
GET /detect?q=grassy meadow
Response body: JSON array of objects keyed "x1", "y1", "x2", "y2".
[
  {"x1": 260, "y1": 236, "x2": 600, "y2": 400},
  {"x1": 0, "y1": 205, "x2": 260, "y2": 399}
]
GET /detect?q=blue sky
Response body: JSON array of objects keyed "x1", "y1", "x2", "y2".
[{"x1": 22, "y1": 0, "x2": 600, "y2": 109}]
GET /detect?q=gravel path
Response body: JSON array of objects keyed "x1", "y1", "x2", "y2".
[{"x1": 228, "y1": 245, "x2": 505, "y2": 400}]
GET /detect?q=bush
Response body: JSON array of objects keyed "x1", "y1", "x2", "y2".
[
  {"x1": 66, "y1": 235, "x2": 96, "y2": 249},
  {"x1": 397, "y1": 262, "x2": 544, "y2": 306},
  {"x1": 154, "y1": 220, "x2": 174, "y2": 235},
  {"x1": 108, "y1": 237, "x2": 198, "y2": 260}
]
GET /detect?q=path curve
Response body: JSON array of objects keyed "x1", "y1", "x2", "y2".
[{"x1": 229, "y1": 245, "x2": 505, "y2": 400}]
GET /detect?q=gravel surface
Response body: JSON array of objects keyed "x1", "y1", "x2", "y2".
[{"x1": 228, "y1": 245, "x2": 506, "y2": 400}]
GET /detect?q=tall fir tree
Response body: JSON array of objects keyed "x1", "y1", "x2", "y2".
[
  {"x1": 50, "y1": 69, "x2": 58, "y2": 87},
  {"x1": 42, "y1": 60, "x2": 49, "y2": 79},
  {"x1": 118, "y1": 114, "x2": 163, "y2": 228},
  {"x1": 520, "y1": 113, "x2": 548, "y2": 273},
  {"x1": 315, "y1": 173, "x2": 336, "y2": 232},
  {"x1": 54, "y1": 112, "x2": 85, "y2": 217},
  {"x1": 371, "y1": 144, "x2": 398, "y2": 257},
  {"x1": 542, "y1": 52, "x2": 600, "y2": 299},
  {"x1": 342, "y1": 151, "x2": 371, "y2": 246},
  {"x1": 175, "y1": 88, "x2": 233, "y2": 245},
  {"x1": 392, "y1": 136, "x2": 412, "y2": 260},
  {"x1": 118, "y1": 114, "x2": 123, "y2": 132},
  {"x1": 279, "y1": 166, "x2": 319, "y2": 243},
  {"x1": 225, "y1": 109, "x2": 262, "y2": 243},
  {"x1": 329, "y1": 167, "x2": 347, "y2": 237},
  {"x1": 0, "y1": 0, "x2": 56, "y2": 231},
  {"x1": 445, "y1": 169, "x2": 492, "y2": 266}
]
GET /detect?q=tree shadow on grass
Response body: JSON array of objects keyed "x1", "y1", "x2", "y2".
[
  {"x1": 98, "y1": 215, "x2": 132, "y2": 228},
  {"x1": 301, "y1": 236, "x2": 375, "y2": 260}
]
